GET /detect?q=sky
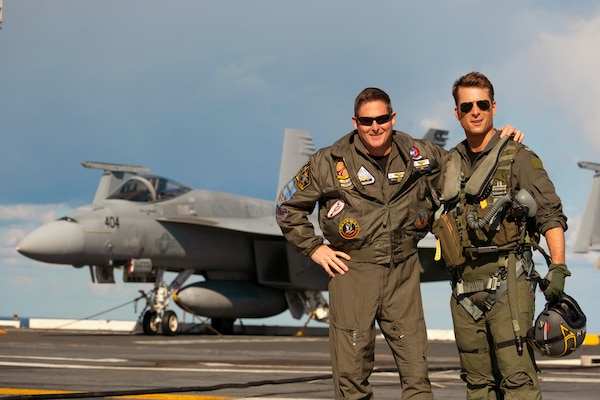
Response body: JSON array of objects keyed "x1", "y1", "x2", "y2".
[{"x1": 1, "y1": 0, "x2": 600, "y2": 334}]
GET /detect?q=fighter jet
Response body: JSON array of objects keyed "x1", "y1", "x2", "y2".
[
  {"x1": 573, "y1": 161, "x2": 600, "y2": 264},
  {"x1": 16, "y1": 128, "x2": 449, "y2": 335}
]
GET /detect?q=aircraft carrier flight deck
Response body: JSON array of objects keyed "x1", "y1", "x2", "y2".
[{"x1": 1, "y1": 323, "x2": 599, "y2": 400}]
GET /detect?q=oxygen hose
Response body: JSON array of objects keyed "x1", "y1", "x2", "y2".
[{"x1": 466, "y1": 195, "x2": 511, "y2": 230}]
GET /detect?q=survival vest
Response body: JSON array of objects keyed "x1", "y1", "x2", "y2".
[{"x1": 433, "y1": 136, "x2": 529, "y2": 268}]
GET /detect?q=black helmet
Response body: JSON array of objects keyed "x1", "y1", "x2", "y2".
[{"x1": 527, "y1": 293, "x2": 587, "y2": 358}]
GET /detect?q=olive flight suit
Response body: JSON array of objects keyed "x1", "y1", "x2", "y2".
[
  {"x1": 435, "y1": 133, "x2": 567, "y2": 400},
  {"x1": 277, "y1": 130, "x2": 445, "y2": 399}
]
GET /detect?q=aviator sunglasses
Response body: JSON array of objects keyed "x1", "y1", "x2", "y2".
[
  {"x1": 355, "y1": 113, "x2": 393, "y2": 126},
  {"x1": 459, "y1": 100, "x2": 491, "y2": 114}
]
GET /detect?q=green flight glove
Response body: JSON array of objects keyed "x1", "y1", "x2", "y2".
[{"x1": 543, "y1": 263, "x2": 571, "y2": 302}]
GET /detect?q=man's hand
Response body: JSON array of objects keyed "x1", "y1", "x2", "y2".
[
  {"x1": 543, "y1": 263, "x2": 571, "y2": 302},
  {"x1": 498, "y1": 124, "x2": 524, "y2": 143},
  {"x1": 310, "y1": 245, "x2": 351, "y2": 278}
]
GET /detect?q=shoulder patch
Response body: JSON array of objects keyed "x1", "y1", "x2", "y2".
[
  {"x1": 277, "y1": 179, "x2": 297, "y2": 205},
  {"x1": 295, "y1": 163, "x2": 311, "y2": 190},
  {"x1": 531, "y1": 156, "x2": 544, "y2": 169}
]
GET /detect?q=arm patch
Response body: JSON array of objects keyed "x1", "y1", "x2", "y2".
[
  {"x1": 531, "y1": 156, "x2": 544, "y2": 169},
  {"x1": 295, "y1": 162, "x2": 311, "y2": 190}
]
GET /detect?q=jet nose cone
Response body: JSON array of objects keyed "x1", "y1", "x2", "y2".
[{"x1": 16, "y1": 220, "x2": 84, "y2": 264}]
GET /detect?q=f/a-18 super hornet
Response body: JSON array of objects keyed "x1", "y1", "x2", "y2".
[{"x1": 17, "y1": 128, "x2": 450, "y2": 335}]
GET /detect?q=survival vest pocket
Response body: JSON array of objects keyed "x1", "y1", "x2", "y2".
[{"x1": 432, "y1": 213, "x2": 465, "y2": 268}]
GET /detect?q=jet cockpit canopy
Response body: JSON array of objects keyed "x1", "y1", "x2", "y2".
[{"x1": 107, "y1": 174, "x2": 192, "y2": 203}]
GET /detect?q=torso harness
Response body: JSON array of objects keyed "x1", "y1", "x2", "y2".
[{"x1": 434, "y1": 136, "x2": 538, "y2": 354}]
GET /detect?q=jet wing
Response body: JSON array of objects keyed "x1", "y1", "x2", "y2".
[{"x1": 157, "y1": 216, "x2": 283, "y2": 237}]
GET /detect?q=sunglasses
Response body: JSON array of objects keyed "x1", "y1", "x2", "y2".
[
  {"x1": 459, "y1": 100, "x2": 491, "y2": 114},
  {"x1": 355, "y1": 113, "x2": 392, "y2": 126}
]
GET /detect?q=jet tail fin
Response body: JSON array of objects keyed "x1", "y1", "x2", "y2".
[
  {"x1": 573, "y1": 161, "x2": 600, "y2": 253},
  {"x1": 423, "y1": 129, "x2": 450, "y2": 148},
  {"x1": 277, "y1": 129, "x2": 315, "y2": 196},
  {"x1": 82, "y1": 161, "x2": 151, "y2": 204}
]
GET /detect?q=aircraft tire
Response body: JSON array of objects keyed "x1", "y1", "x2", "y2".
[
  {"x1": 142, "y1": 311, "x2": 159, "y2": 335},
  {"x1": 161, "y1": 310, "x2": 179, "y2": 336}
]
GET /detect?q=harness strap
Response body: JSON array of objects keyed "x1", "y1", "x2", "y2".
[
  {"x1": 453, "y1": 258, "x2": 524, "y2": 296},
  {"x1": 506, "y1": 252, "x2": 524, "y2": 355},
  {"x1": 457, "y1": 296, "x2": 484, "y2": 321}
]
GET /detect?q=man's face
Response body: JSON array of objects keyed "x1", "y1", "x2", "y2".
[
  {"x1": 352, "y1": 100, "x2": 396, "y2": 156},
  {"x1": 454, "y1": 87, "x2": 496, "y2": 137}
]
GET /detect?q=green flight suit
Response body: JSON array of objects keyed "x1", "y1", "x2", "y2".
[{"x1": 437, "y1": 133, "x2": 567, "y2": 400}]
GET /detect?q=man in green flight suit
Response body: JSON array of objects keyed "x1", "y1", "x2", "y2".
[{"x1": 433, "y1": 71, "x2": 569, "y2": 400}]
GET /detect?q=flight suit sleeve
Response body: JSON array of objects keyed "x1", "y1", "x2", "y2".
[
  {"x1": 415, "y1": 140, "x2": 447, "y2": 222},
  {"x1": 513, "y1": 147, "x2": 567, "y2": 235},
  {"x1": 425, "y1": 142, "x2": 448, "y2": 195},
  {"x1": 276, "y1": 156, "x2": 325, "y2": 257}
]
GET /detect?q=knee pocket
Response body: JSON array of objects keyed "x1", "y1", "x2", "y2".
[
  {"x1": 462, "y1": 373, "x2": 491, "y2": 387},
  {"x1": 502, "y1": 371, "x2": 535, "y2": 390}
]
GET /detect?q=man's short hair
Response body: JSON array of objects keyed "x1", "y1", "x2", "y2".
[
  {"x1": 452, "y1": 72, "x2": 495, "y2": 105},
  {"x1": 354, "y1": 87, "x2": 393, "y2": 116}
]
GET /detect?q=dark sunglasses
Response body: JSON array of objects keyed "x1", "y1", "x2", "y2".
[
  {"x1": 355, "y1": 113, "x2": 392, "y2": 126},
  {"x1": 459, "y1": 100, "x2": 491, "y2": 114}
]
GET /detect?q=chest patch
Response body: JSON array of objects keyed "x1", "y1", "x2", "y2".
[
  {"x1": 339, "y1": 218, "x2": 360, "y2": 240},
  {"x1": 357, "y1": 166, "x2": 375, "y2": 185},
  {"x1": 413, "y1": 158, "x2": 431, "y2": 171},
  {"x1": 388, "y1": 171, "x2": 405, "y2": 184},
  {"x1": 327, "y1": 199, "x2": 345, "y2": 219},
  {"x1": 336, "y1": 161, "x2": 353, "y2": 188}
]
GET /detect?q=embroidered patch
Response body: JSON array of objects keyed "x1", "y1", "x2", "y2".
[
  {"x1": 413, "y1": 158, "x2": 431, "y2": 171},
  {"x1": 410, "y1": 146, "x2": 422, "y2": 160},
  {"x1": 339, "y1": 218, "x2": 359, "y2": 240},
  {"x1": 327, "y1": 199, "x2": 345, "y2": 219},
  {"x1": 388, "y1": 171, "x2": 405, "y2": 184},
  {"x1": 276, "y1": 205, "x2": 289, "y2": 220},
  {"x1": 415, "y1": 209, "x2": 429, "y2": 229},
  {"x1": 336, "y1": 160, "x2": 353, "y2": 188},
  {"x1": 277, "y1": 179, "x2": 297, "y2": 205},
  {"x1": 357, "y1": 166, "x2": 375, "y2": 185},
  {"x1": 295, "y1": 163, "x2": 311, "y2": 190},
  {"x1": 531, "y1": 156, "x2": 544, "y2": 169}
]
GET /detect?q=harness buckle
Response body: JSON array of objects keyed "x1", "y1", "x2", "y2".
[
  {"x1": 456, "y1": 280, "x2": 464, "y2": 295},
  {"x1": 488, "y1": 275, "x2": 499, "y2": 290}
]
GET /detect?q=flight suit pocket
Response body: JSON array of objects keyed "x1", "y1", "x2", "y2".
[{"x1": 432, "y1": 213, "x2": 465, "y2": 268}]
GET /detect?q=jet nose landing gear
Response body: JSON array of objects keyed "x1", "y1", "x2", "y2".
[
  {"x1": 139, "y1": 281, "x2": 180, "y2": 336},
  {"x1": 139, "y1": 269, "x2": 194, "y2": 336},
  {"x1": 141, "y1": 309, "x2": 179, "y2": 336}
]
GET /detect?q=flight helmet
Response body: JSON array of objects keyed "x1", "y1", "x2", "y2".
[{"x1": 527, "y1": 293, "x2": 587, "y2": 358}]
